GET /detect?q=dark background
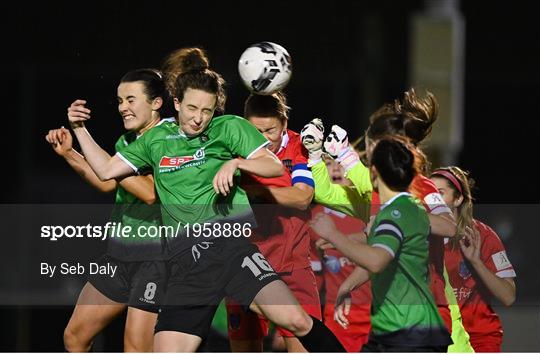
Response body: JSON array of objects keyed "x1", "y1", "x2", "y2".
[{"x1": 1, "y1": 0, "x2": 539, "y2": 351}]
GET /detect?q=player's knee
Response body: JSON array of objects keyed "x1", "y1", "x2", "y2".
[
  {"x1": 283, "y1": 311, "x2": 312, "y2": 336},
  {"x1": 64, "y1": 326, "x2": 91, "y2": 352},
  {"x1": 124, "y1": 329, "x2": 152, "y2": 352}
]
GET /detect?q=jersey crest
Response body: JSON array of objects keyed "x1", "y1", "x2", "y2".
[
  {"x1": 459, "y1": 260, "x2": 472, "y2": 279},
  {"x1": 282, "y1": 159, "x2": 293, "y2": 173}
]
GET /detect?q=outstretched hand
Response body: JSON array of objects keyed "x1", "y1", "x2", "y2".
[
  {"x1": 460, "y1": 226, "x2": 481, "y2": 263},
  {"x1": 324, "y1": 125, "x2": 360, "y2": 172},
  {"x1": 334, "y1": 285, "x2": 352, "y2": 329},
  {"x1": 45, "y1": 127, "x2": 73, "y2": 157},
  {"x1": 300, "y1": 118, "x2": 325, "y2": 165},
  {"x1": 310, "y1": 212, "x2": 339, "y2": 242},
  {"x1": 67, "y1": 99, "x2": 91, "y2": 128},
  {"x1": 213, "y1": 159, "x2": 240, "y2": 196}
]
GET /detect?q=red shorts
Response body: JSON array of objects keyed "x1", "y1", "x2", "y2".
[
  {"x1": 323, "y1": 303, "x2": 371, "y2": 352},
  {"x1": 226, "y1": 267, "x2": 322, "y2": 339}
]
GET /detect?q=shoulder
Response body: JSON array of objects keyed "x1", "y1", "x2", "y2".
[
  {"x1": 474, "y1": 219, "x2": 502, "y2": 243},
  {"x1": 144, "y1": 120, "x2": 179, "y2": 140},
  {"x1": 386, "y1": 196, "x2": 428, "y2": 230},
  {"x1": 411, "y1": 174, "x2": 438, "y2": 198},
  {"x1": 286, "y1": 129, "x2": 303, "y2": 148},
  {"x1": 211, "y1": 114, "x2": 249, "y2": 128}
]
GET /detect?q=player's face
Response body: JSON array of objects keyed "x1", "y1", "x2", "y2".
[
  {"x1": 175, "y1": 88, "x2": 217, "y2": 137},
  {"x1": 117, "y1": 81, "x2": 160, "y2": 134},
  {"x1": 431, "y1": 177, "x2": 457, "y2": 209},
  {"x1": 248, "y1": 116, "x2": 286, "y2": 153},
  {"x1": 324, "y1": 157, "x2": 352, "y2": 186}
]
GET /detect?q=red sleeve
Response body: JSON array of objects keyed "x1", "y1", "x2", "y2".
[
  {"x1": 476, "y1": 220, "x2": 516, "y2": 278},
  {"x1": 290, "y1": 132, "x2": 308, "y2": 165},
  {"x1": 411, "y1": 175, "x2": 452, "y2": 215}
]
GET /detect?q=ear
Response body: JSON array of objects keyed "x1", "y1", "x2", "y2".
[
  {"x1": 454, "y1": 195, "x2": 464, "y2": 208},
  {"x1": 173, "y1": 97, "x2": 181, "y2": 112},
  {"x1": 282, "y1": 119, "x2": 288, "y2": 131},
  {"x1": 370, "y1": 165, "x2": 379, "y2": 189},
  {"x1": 152, "y1": 97, "x2": 163, "y2": 111}
]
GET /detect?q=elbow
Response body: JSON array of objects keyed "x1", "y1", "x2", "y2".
[
  {"x1": 98, "y1": 184, "x2": 116, "y2": 194},
  {"x1": 297, "y1": 192, "x2": 314, "y2": 211},
  {"x1": 97, "y1": 172, "x2": 114, "y2": 182},
  {"x1": 366, "y1": 260, "x2": 386, "y2": 274},
  {"x1": 275, "y1": 164, "x2": 285, "y2": 177},
  {"x1": 142, "y1": 194, "x2": 157, "y2": 205},
  {"x1": 502, "y1": 293, "x2": 516, "y2": 307}
]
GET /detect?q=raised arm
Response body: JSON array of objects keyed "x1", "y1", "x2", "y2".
[
  {"x1": 248, "y1": 183, "x2": 314, "y2": 211},
  {"x1": 68, "y1": 99, "x2": 136, "y2": 181},
  {"x1": 310, "y1": 213, "x2": 392, "y2": 274},
  {"x1": 46, "y1": 127, "x2": 117, "y2": 193},
  {"x1": 213, "y1": 148, "x2": 284, "y2": 196},
  {"x1": 429, "y1": 212, "x2": 457, "y2": 237},
  {"x1": 460, "y1": 226, "x2": 516, "y2": 306}
]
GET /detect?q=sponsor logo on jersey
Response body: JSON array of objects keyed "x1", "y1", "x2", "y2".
[
  {"x1": 492, "y1": 250, "x2": 511, "y2": 271},
  {"x1": 159, "y1": 148, "x2": 206, "y2": 172},
  {"x1": 391, "y1": 209, "x2": 401, "y2": 219},
  {"x1": 459, "y1": 260, "x2": 471, "y2": 279},
  {"x1": 159, "y1": 156, "x2": 195, "y2": 168},
  {"x1": 453, "y1": 286, "x2": 472, "y2": 301}
]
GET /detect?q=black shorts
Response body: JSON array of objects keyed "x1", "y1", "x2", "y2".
[
  {"x1": 155, "y1": 238, "x2": 280, "y2": 338},
  {"x1": 88, "y1": 254, "x2": 167, "y2": 313}
]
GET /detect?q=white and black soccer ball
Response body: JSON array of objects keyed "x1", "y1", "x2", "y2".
[{"x1": 238, "y1": 42, "x2": 292, "y2": 95}]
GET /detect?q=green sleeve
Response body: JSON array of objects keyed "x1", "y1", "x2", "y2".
[
  {"x1": 114, "y1": 135, "x2": 125, "y2": 153},
  {"x1": 225, "y1": 116, "x2": 268, "y2": 158},
  {"x1": 368, "y1": 218, "x2": 404, "y2": 257},
  {"x1": 346, "y1": 161, "x2": 373, "y2": 201},
  {"x1": 115, "y1": 132, "x2": 153, "y2": 173},
  {"x1": 312, "y1": 161, "x2": 370, "y2": 221}
]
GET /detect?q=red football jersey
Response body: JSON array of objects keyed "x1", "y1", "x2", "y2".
[
  {"x1": 311, "y1": 204, "x2": 372, "y2": 306},
  {"x1": 371, "y1": 175, "x2": 453, "y2": 330},
  {"x1": 243, "y1": 130, "x2": 314, "y2": 272},
  {"x1": 445, "y1": 220, "x2": 515, "y2": 349},
  {"x1": 311, "y1": 204, "x2": 372, "y2": 352}
]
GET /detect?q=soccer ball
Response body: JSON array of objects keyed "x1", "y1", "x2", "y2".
[{"x1": 238, "y1": 42, "x2": 292, "y2": 95}]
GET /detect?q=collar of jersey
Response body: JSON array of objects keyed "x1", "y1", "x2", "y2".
[
  {"x1": 276, "y1": 130, "x2": 289, "y2": 154},
  {"x1": 133, "y1": 117, "x2": 175, "y2": 140},
  {"x1": 380, "y1": 192, "x2": 411, "y2": 211}
]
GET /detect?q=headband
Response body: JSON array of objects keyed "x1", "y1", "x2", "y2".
[{"x1": 431, "y1": 169, "x2": 463, "y2": 195}]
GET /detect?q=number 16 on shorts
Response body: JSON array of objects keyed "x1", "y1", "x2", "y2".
[{"x1": 242, "y1": 252, "x2": 276, "y2": 281}]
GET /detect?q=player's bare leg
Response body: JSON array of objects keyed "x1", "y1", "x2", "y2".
[
  {"x1": 249, "y1": 280, "x2": 313, "y2": 336},
  {"x1": 153, "y1": 331, "x2": 202, "y2": 352},
  {"x1": 124, "y1": 307, "x2": 157, "y2": 352},
  {"x1": 284, "y1": 337, "x2": 308, "y2": 352},
  {"x1": 64, "y1": 282, "x2": 125, "y2": 352},
  {"x1": 250, "y1": 279, "x2": 345, "y2": 352}
]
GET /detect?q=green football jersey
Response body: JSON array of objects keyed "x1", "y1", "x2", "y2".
[
  {"x1": 367, "y1": 192, "x2": 452, "y2": 347},
  {"x1": 117, "y1": 115, "x2": 269, "y2": 255},
  {"x1": 107, "y1": 119, "x2": 174, "y2": 261}
]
